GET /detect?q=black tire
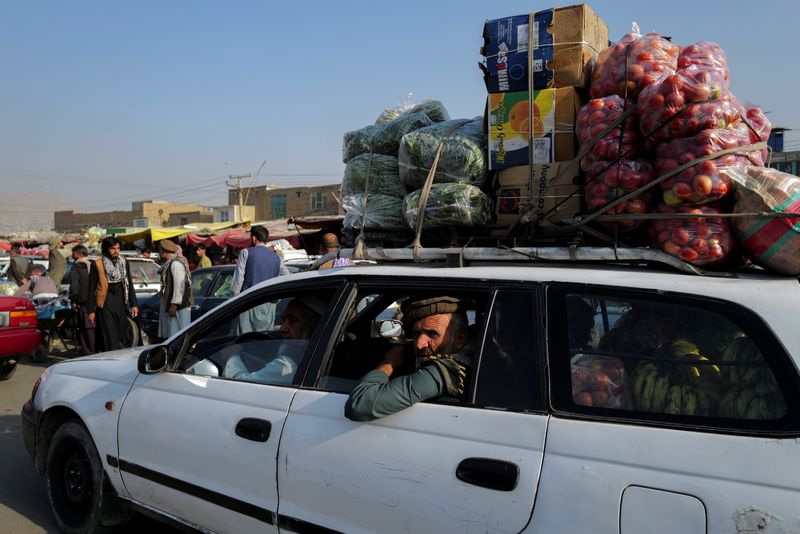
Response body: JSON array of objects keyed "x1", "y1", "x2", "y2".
[
  {"x1": 45, "y1": 420, "x2": 123, "y2": 533},
  {"x1": 0, "y1": 359, "x2": 17, "y2": 381},
  {"x1": 32, "y1": 344, "x2": 49, "y2": 363},
  {"x1": 120, "y1": 317, "x2": 140, "y2": 348}
]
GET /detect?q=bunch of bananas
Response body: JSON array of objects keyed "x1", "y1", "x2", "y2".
[{"x1": 631, "y1": 337, "x2": 786, "y2": 420}]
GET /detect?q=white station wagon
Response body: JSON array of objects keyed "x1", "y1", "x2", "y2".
[{"x1": 21, "y1": 247, "x2": 800, "y2": 534}]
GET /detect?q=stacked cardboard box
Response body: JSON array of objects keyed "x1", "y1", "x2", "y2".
[{"x1": 480, "y1": 4, "x2": 608, "y2": 226}]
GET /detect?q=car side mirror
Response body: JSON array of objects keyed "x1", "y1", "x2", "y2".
[
  {"x1": 378, "y1": 320, "x2": 403, "y2": 339},
  {"x1": 138, "y1": 345, "x2": 169, "y2": 374}
]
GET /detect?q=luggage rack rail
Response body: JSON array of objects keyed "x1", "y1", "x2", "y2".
[{"x1": 312, "y1": 246, "x2": 740, "y2": 277}]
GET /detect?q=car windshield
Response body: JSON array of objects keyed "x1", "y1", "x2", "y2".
[{"x1": 128, "y1": 259, "x2": 160, "y2": 283}]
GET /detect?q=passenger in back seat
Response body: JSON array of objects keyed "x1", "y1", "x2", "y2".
[{"x1": 344, "y1": 296, "x2": 473, "y2": 421}]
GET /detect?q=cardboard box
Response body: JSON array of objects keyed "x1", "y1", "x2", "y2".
[
  {"x1": 486, "y1": 87, "x2": 580, "y2": 170},
  {"x1": 494, "y1": 163, "x2": 582, "y2": 226},
  {"x1": 481, "y1": 4, "x2": 609, "y2": 93}
]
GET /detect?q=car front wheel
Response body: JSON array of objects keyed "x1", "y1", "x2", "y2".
[{"x1": 45, "y1": 420, "x2": 125, "y2": 533}]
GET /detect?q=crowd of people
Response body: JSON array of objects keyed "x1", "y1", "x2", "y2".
[{"x1": 4, "y1": 227, "x2": 351, "y2": 358}]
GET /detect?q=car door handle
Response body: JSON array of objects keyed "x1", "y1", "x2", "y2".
[
  {"x1": 235, "y1": 418, "x2": 271, "y2": 442},
  {"x1": 456, "y1": 457, "x2": 519, "y2": 492}
]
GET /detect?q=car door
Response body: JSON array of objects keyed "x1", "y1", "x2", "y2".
[
  {"x1": 277, "y1": 280, "x2": 549, "y2": 533},
  {"x1": 530, "y1": 285, "x2": 800, "y2": 533},
  {"x1": 115, "y1": 279, "x2": 345, "y2": 533}
]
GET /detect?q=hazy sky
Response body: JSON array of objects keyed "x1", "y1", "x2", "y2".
[{"x1": 1, "y1": 0, "x2": 798, "y2": 221}]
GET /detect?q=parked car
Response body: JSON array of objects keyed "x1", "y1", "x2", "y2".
[
  {"x1": 138, "y1": 264, "x2": 235, "y2": 343},
  {"x1": 0, "y1": 296, "x2": 41, "y2": 379},
  {"x1": 20, "y1": 248, "x2": 800, "y2": 533}
]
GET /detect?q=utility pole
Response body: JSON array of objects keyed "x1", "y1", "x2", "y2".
[{"x1": 226, "y1": 174, "x2": 252, "y2": 221}]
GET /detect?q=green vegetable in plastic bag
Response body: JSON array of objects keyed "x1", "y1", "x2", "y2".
[
  {"x1": 399, "y1": 119, "x2": 487, "y2": 189},
  {"x1": 343, "y1": 124, "x2": 381, "y2": 163},
  {"x1": 375, "y1": 98, "x2": 450, "y2": 125},
  {"x1": 343, "y1": 194, "x2": 407, "y2": 230},
  {"x1": 404, "y1": 183, "x2": 493, "y2": 229},
  {"x1": 341, "y1": 155, "x2": 406, "y2": 198},
  {"x1": 342, "y1": 113, "x2": 433, "y2": 163}
]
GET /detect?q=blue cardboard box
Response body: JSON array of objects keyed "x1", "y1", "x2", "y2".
[{"x1": 481, "y1": 4, "x2": 608, "y2": 93}]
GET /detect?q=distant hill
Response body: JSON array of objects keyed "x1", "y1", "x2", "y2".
[{"x1": 0, "y1": 193, "x2": 77, "y2": 234}]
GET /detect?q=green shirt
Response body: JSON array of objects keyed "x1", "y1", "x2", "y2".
[
  {"x1": 344, "y1": 367, "x2": 445, "y2": 422},
  {"x1": 198, "y1": 256, "x2": 212, "y2": 269}
]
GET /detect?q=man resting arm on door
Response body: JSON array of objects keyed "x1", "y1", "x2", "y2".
[{"x1": 345, "y1": 297, "x2": 472, "y2": 421}]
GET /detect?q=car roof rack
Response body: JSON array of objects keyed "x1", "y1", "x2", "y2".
[{"x1": 311, "y1": 245, "x2": 744, "y2": 278}]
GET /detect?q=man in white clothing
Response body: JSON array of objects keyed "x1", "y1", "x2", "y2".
[{"x1": 158, "y1": 240, "x2": 193, "y2": 339}]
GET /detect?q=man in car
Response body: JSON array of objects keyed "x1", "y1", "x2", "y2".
[
  {"x1": 158, "y1": 239, "x2": 192, "y2": 339},
  {"x1": 345, "y1": 296, "x2": 472, "y2": 421},
  {"x1": 69, "y1": 245, "x2": 95, "y2": 355},
  {"x1": 8, "y1": 245, "x2": 32, "y2": 286},
  {"x1": 87, "y1": 237, "x2": 139, "y2": 352},
  {"x1": 223, "y1": 296, "x2": 326, "y2": 384}
]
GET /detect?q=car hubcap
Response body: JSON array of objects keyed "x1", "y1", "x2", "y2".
[{"x1": 63, "y1": 452, "x2": 90, "y2": 504}]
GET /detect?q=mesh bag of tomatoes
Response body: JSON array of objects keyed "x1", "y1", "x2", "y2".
[
  {"x1": 571, "y1": 354, "x2": 632, "y2": 409},
  {"x1": 648, "y1": 203, "x2": 734, "y2": 265},
  {"x1": 677, "y1": 41, "x2": 729, "y2": 77},
  {"x1": 590, "y1": 31, "x2": 679, "y2": 100},
  {"x1": 576, "y1": 96, "x2": 640, "y2": 170},
  {"x1": 655, "y1": 123, "x2": 768, "y2": 206},
  {"x1": 638, "y1": 71, "x2": 736, "y2": 148},
  {"x1": 584, "y1": 160, "x2": 656, "y2": 230}
]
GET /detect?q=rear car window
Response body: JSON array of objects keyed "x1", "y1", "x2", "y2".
[{"x1": 548, "y1": 286, "x2": 800, "y2": 433}]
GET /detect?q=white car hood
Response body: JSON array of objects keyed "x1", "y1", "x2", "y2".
[{"x1": 50, "y1": 347, "x2": 144, "y2": 385}]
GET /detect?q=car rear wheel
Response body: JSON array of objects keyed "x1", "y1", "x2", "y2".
[
  {"x1": 45, "y1": 420, "x2": 128, "y2": 533},
  {"x1": 0, "y1": 359, "x2": 17, "y2": 381}
]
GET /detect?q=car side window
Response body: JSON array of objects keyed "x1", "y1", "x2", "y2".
[
  {"x1": 191, "y1": 270, "x2": 217, "y2": 298},
  {"x1": 179, "y1": 290, "x2": 334, "y2": 387},
  {"x1": 211, "y1": 272, "x2": 234, "y2": 298},
  {"x1": 549, "y1": 289, "x2": 795, "y2": 430},
  {"x1": 474, "y1": 290, "x2": 541, "y2": 411}
]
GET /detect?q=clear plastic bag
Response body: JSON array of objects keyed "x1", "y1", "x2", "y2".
[
  {"x1": 576, "y1": 95, "x2": 640, "y2": 169},
  {"x1": 728, "y1": 166, "x2": 800, "y2": 275},
  {"x1": 374, "y1": 96, "x2": 450, "y2": 125},
  {"x1": 584, "y1": 159, "x2": 656, "y2": 230},
  {"x1": 639, "y1": 95, "x2": 740, "y2": 148},
  {"x1": 342, "y1": 194, "x2": 407, "y2": 230},
  {"x1": 656, "y1": 123, "x2": 767, "y2": 206},
  {"x1": 403, "y1": 183, "x2": 492, "y2": 229},
  {"x1": 590, "y1": 30, "x2": 679, "y2": 100},
  {"x1": 571, "y1": 354, "x2": 631, "y2": 409},
  {"x1": 398, "y1": 119, "x2": 487, "y2": 189},
  {"x1": 340, "y1": 154, "x2": 406, "y2": 198},
  {"x1": 648, "y1": 203, "x2": 734, "y2": 265},
  {"x1": 677, "y1": 42, "x2": 729, "y2": 79},
  {"x1": 342, "y1": 112, "x2": 433, "y2": 163}
]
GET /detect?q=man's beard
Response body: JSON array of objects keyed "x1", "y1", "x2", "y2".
[{"x1": 416, "y1": 339, "x2": 456, "y2": 366}]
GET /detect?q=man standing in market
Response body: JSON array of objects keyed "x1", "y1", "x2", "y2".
[
  {"x1": 196, "y1": 243, "x2": 212, "y2": 269},
  {"x1": 8, "y1": 245, "x2": 32, "y2": 286},
  {"x1": 87, "y1": 237, "x2": 139, "y2": 352},
  {"x1": 69, "y1": 245, "x2": 95, "y2": 355},
  {"x1": 230, "y1": 225, "x2": 289, "y2": 334},
  {"x1": 158, "y1": 239, "x2": 192, "y2": 339},
  {"x1": 46, "y1": 237, "x2": 67, "y2": 288},
  {"x1": 318, "y1": 232, "x2": 352, "y2": 270},
  {"x1": 231, "y1": 225, "x2": 288, "y2": 295}
]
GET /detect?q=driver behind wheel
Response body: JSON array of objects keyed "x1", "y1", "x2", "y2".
[{"x1": 222, "y1": 296, "x2": 326, "y2": 384}]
